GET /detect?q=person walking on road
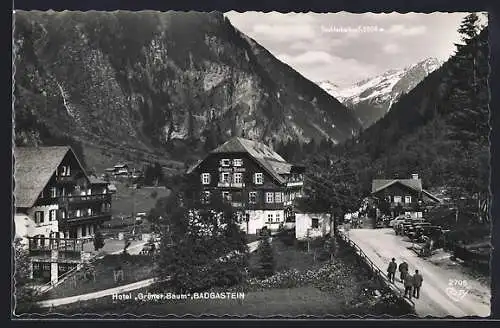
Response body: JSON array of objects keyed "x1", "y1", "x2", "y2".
[
  {"x1": 387, "y1": 258, "x2": 397, "y2": 283},
  {"x1": 412, "y1": 269, "x2": 423, "y2": 299},
  {"x1": 399, "y1": 261, "x2": 409, "y2": 282},
  {"x1": 404, "y1": 272, "x2": 414, "y2": 299}
]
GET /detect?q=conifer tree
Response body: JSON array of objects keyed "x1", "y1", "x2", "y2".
[
  {"x1": 257, "y1": 237, "x2": 275, "y2": 279},
  {"x1": 155, "y1": 193, "x2": 249, "y2": 292}
]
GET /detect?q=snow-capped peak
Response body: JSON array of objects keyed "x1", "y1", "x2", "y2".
[{"x1": 315, "y1": 57, "x2": 444, "y2": 127}]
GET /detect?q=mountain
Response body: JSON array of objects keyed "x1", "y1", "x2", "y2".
[
  {"x1": 317, "y1": 58, "x2": 443, "y2": 128},
  {"x1": 13, "y1": 10, "x2": 360, "y2": 171},
  {"x1": 304, "y1": 27, "x2": 489, "y2": 212}
]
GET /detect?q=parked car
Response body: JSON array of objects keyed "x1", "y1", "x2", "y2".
[{"x1": 389, "y1": 216, "x2": 406, "y2": 228}]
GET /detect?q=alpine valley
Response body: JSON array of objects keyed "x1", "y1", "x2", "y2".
[{"x1": 13, "y1": 10, "x2": 361, "y2": 171}]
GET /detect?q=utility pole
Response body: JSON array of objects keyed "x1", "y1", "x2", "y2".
[
  {"x1": 330, "y1": 205, "x2": 337, "y2": 257},
  {"x1": 131, "y1": 189, "x2": 137, "y2": 239}
]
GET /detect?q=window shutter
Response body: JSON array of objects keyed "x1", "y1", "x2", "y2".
[{"x1": 207, "y1": 174, "x2": 211, "y2": 184}]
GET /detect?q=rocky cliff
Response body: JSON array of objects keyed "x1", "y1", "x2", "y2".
[{"x1": 13, "y1": 10, "x2": 360, "y2": 169}]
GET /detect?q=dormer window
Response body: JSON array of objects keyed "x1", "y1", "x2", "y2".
[
  {"x1": 201, "y1": 173, "x2": 211, "y2": 185},
  {"x1": 233, "y1": 159, "x2": 243, "y2": 167},
  {"x1": 60, "y1": 165, "x2": 71, "y2": 176},
  {"x1": 220, "y1": 159, "x2": 231, "y2": 167},
  {"x1": 254, "y1": 173, "x2": 263, "y2": 185}
]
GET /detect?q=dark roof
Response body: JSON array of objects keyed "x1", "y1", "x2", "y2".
[
  {"x1": 14, "y1": 146, "x2": 86, "y2": 208},
  {"x1": 371, "y1": 179, "x2": 423, "y2": 194},
  {"x1": 371, "y1": 178, "x2": 441, "y2": 203},
  {"x1": 187, "y1": 137, "x2": 296, "y2": 184},
  {"x1": 422, "y1": 189, "x2": 442, "y2": 203}
]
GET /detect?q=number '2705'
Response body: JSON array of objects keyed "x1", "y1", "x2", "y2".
[{"x1": 449, "y1": 279, "x2": 468, "y2": 286}]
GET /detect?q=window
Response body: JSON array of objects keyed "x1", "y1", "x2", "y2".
[
  {"x1": 201, "y1": 173, "x2": 211, "y2": 185},
  {"x1": 233, "y1": 173, "x2": 243, "y2": 184},
  {"x1": 34, "y1": 211, "x2": 44, "y2": 224},
  {"x1": 82, "y1": 225, "x2": 87, "y2": 237},
  {"x1": 275, "y1": 213, "x2": 281, "y2": 222},
  {"x1": 61, "y1": 165, "x2": 71, "y2": 176},
  {"x1": 88, "y1": 208, "x2": 93, "y2": 216},
  {"x1": 49, "y1": 209, "x2": 57, "y2": 221},
  {"x1": 220, "y1": 172, "x2": 230, "y2": 183},
  {"x1": 267, "y1": 213, "x2": 273, "y2": 222},
  {"x1": 311, "y1": 218, "x2": 319, "y2": 229},
  {"x1": 266, "y1": 192, "x2": 274, "y2": 203},
  {"x1": 275, "y1": 192, "x2": 283, "y2": 203},
  {"x1": 233, "y1": 158, "x2": 243, "y2": 167},
  {"x1": 393, "y1": 196, "x2": 402, "y2": 203},
  {"x1": 222, "y1": 191, "x2": 232, "y2": 202},
  {"x1": 50, "y1": 187, "x2": 57, "y2": 198},
  {"x1": 249, "y1": 192, "x2": 257, "y2": 204},
  {"x1": 405, "y1": 195, "x2": 412, "y2": 204},
  {"x1": 220, "y1": 159, "x2": 231, "y2": 167},
  {"x1": 60, "y1": 209, "x2": 66, "y2": 219},
  {"x1": 254, "y1": 173, "x2": 263, "y2": 185},
  {"x1": 201, "y1": 191, "x2": 211, "y2": 204}
]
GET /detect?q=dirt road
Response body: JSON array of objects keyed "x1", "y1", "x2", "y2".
[{"x1": 343, "y1": 228, "x2": 490, "y2": 318}]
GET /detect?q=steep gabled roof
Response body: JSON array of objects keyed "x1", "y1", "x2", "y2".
[
  {"x1": 211, "y1": 137, "x2": 286, "y2": 162},
  {"x1": 14, "y1": 146, "x2": 86, "y2": 208},
  {"x1": 422, "y1": 189, "x2": 442, "y2": 203},
  {"x1": 187, "y1": 137, "x2": 294, "y2": 184},
  {"x1": 371, "y1": 178, "x2": 441, "y2": 203},
  {"x1": 371, "y1": 179, "x2": 423, "y2": 194}
]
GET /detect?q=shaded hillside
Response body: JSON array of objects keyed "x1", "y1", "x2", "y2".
[
  {"x1": 13, "y1": 10, "x2": 360, "y2": 170},
  {"x1": 302, "y1": 24, "x2": 489, "y2": 214}
]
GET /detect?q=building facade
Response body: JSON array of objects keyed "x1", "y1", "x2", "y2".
[
  {"x1": 14, "y1": 146, "x2": 112, "y2": 283},
  {"x1": 186, "y1": 137, "x2": 305, "y2": 234},
  {"x1": 295, "y1": 213, "x2": 332, "y2": 241},
  {"x1": 371, "y1": 174, "x2": 441, "y2": 218}
]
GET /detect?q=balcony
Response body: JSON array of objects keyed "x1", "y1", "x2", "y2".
[
  {"x1": 28, "y1": 237, "x2": 84, "y2": 260},
  {"x1": 60, "y1": 194, "x2": 111, "y2": 205},
  {"x1": 286, "y1": 181, "x2": 304, "y2": 187},
  {"x1": 231, "y1": 202, "x2": 244, "y2": 208},
  {"x1": 55, "y1": 175, "x2": 76, "y2": 183},
  {"x1": 61, "y1": 211, "x2": 112, "y2": 225}
]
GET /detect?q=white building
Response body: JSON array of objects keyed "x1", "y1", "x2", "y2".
[{"x1": 295, "y1": 213, "x2": 332, "y2": 241}]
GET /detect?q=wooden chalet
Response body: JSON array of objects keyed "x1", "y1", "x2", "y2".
[{"x1": 185, "y1": 137, "x2": 305, "y2": 234}]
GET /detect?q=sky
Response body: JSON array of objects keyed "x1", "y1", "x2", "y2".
[{"x1": 224, "y1": 12, "x2": 486, "y2": 86}]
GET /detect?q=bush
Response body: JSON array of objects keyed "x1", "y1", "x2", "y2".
[
  {"x1": 93, "y1": 229, "x2": 105, "y2": 251},
  {"x1": 276, "y1": 227, "x2": 295, "y2": 246}
]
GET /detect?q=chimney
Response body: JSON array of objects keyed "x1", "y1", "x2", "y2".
[{"x1": 411, "y1": 174, "x2": 419, "y2": 180}]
